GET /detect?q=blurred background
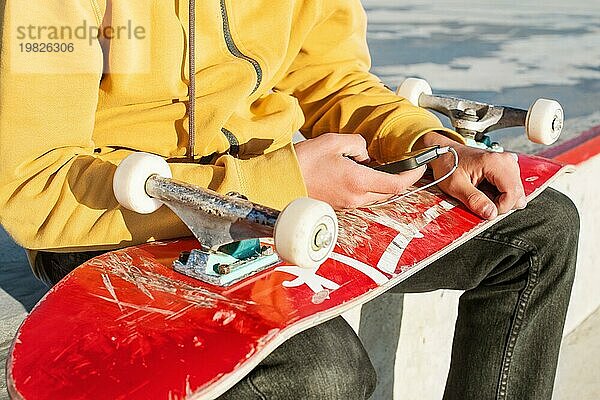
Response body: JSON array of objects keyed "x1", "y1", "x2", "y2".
[
  {"x1": 1, "y1": 1, "x2": 598, "y2": 399},
  {"x1": 364, "y1": 0, "x2": 600, "y2": 153}
]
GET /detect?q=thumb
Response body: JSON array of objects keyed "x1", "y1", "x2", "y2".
[
  {"x1": 338, "y1": 134, "x2": 370, "y2": 163},
  {"x1": 447, "y1": 179, "x2": 498, "y2": 220}
]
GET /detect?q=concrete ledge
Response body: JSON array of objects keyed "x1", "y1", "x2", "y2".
[{"x1": 546, "y1": 130, "x2": 600, "y2": 335}]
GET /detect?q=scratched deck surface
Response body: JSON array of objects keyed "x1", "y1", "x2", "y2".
[{"x1": 7, "y1": 155, "x2": 568, "y2": 400}]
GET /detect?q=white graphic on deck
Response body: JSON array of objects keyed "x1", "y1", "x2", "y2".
[
  {"x1": 274, "y1": 266, "x2": 340, "y2": 294},
  {"x1": 275, "y1": 253, "x2": 389, "y2": 298},
  {"x1": 276, "y1": 200, "x2": 454, "y2": 295},
  {"x1": 330, "y1": 253, "x2": 389, "y2": 285},
  {"x1": 377, "y1": 200, "x2": 455, "y2": 274}
]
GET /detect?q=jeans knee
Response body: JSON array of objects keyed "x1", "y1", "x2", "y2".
[
  {"x1": 523, "y1": 188, "x2": 580, "y2": 249},
  {"x1": 543, "y1": 188, "x2": 580, "y2": 239},
  {"x1": 307, "y1": 319, "x2": 377, "y2": 399},
  {"x1": 337, "y1": 333, "x2": 377, "y2": 399},
  {"x1": 246, "y1": 317, "x2": 376, "y2": 399},
  {"x1": 528, "y1": 188, "x2": 579, "y2": 282}
]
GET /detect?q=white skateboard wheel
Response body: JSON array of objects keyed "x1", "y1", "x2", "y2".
[
  {"x1": 274, "y1": 198, "x2": 338, "y2": 269},
  {"x1": 396, "y1": 78, "x2": 432, "y2": 106},
  {"x1": 526, "y1": 99, "x2": 563, "y2": 145},
  {"x1": 113, "y1": 153, "x2": 172, "y2": 214}
]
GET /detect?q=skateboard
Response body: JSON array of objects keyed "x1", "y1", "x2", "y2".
[{"x1": 6, "y1": 80, "x2": 569, "y2": 399}]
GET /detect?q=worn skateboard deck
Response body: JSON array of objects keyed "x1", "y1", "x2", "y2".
[{"x1": 6, "y1": 155, "x2": 572, "y2": 400}]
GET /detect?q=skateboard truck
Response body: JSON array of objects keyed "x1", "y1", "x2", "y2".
[
  {"x1": 113, "y1": 154, "x2": 338, "y2": 286},
  {"x1": 396, "y1": 78, "x2": 564, "y2": 151}
]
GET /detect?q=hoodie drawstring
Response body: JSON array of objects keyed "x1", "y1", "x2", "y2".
[{"x1": 187, "y1": 0, "x2": 196, "y2": 159}]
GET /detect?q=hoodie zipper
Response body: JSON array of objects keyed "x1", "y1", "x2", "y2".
[
  {"x1": 219, "y1": 0, "x2": 263, "y2": 94},
  {"x1": 187, "y1": 1, "x2": 259, "y2": 159},
  {"x1": 221, "y1": 128, "x2": 240, "y2": 156},
  {"x1": 217, "y1": 0, "x2": 263, "y2": 156}
]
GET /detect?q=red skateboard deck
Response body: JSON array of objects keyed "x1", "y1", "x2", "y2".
[{"x1": 6, "y1": 155, "x2": 571, "y2": 400}]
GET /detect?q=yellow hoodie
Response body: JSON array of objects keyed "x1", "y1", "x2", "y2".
[{"x1": 0, "y1": 0, "x2": 462, "y2": 253}]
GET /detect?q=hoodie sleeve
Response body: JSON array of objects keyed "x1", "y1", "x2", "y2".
[
  {"x1": 0, "y1": 1, "x2": 305, "y2": 252},
  {"x1": 274, "y1": 0, "x2": 464, "y2": 163}
]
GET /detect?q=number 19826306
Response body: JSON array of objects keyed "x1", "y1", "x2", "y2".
[{"x1": 19, "y1": 43, "x2": 74, "y2": 53}]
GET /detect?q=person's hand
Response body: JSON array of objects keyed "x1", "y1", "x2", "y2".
[
  {"x1": 417, "y1": 132, "x2": 527, "y2": 219},
  {"x1": 295, "y1": 133, "x2": 426, "y2": 209}
]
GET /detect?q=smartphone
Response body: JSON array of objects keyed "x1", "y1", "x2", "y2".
[{"x1": 371, "y1": 146, "x2": 442, "y2": 173}]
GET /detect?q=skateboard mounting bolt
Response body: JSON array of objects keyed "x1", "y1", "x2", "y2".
[
  {"x1": 178, "y1": 251, "x2": 191, "y2": 264},
  {"x1": 216, "y1": 263, "x2": 231, "y2": 275}
]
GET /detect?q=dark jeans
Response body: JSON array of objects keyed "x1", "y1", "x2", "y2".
[
  {"x1": 34, "y1": 188, "x2": 579, "y2": 400},
  {"x1": 33, "y1": 250, "x2": 106, "y2": 287}
]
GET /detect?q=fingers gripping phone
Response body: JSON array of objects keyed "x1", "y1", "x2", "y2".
[{"x1": 371, "y1": 145, "x2": 451, "y2": 174}]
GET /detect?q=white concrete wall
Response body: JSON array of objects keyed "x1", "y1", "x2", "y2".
[
  {"x1": 552, "y1": 155, "x2": 600, "y2": 335},
  {"x1": 343, "y1": 153, "x2": 600, "y2": 399}
]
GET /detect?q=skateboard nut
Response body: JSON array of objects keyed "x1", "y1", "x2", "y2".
[
  {"x1": 552, "y1": 114, "x2": 563, "y2": 133},
  {"x1": 458, "y1": 108, "x2": 479, "y2": 122},
  {"x1": 225, "y1": 191, "x2": 248, "y2": 200},
  {"x1": 261, "y1": 246, "x2": 274, "y2": 256},
  {"x1": 313, "y1": 225, "x2": 333, "y2": 250}
]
